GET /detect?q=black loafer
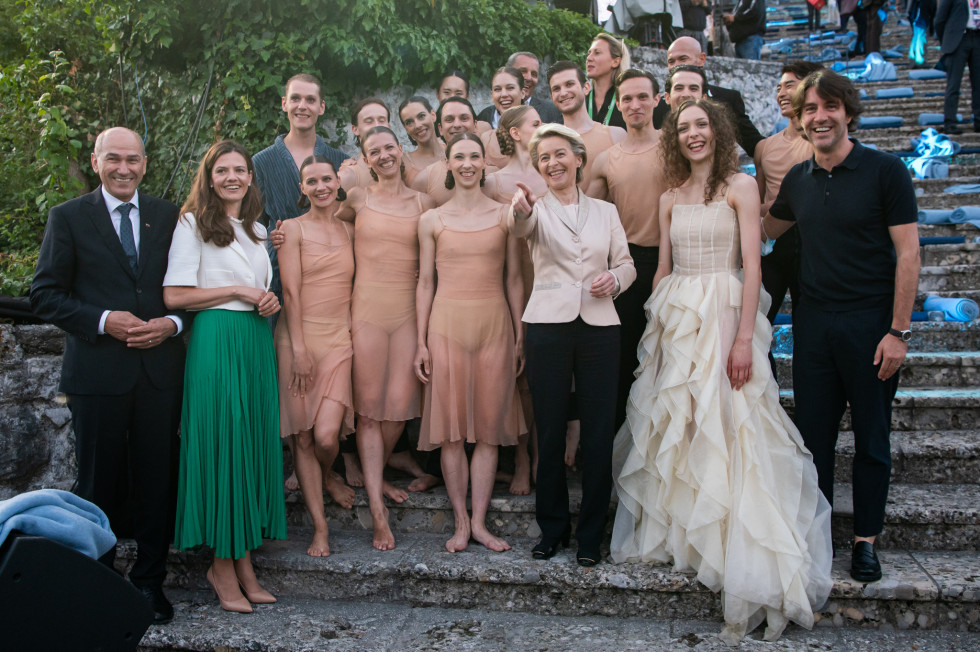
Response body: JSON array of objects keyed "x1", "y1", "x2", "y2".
[
  {"x1": 850, "y1": 541, "x2": 882, "y2": 583},
  {"x1": 138, "y1": 585, "x2": 174, "y2": 624},
  {"x1": 532, "y1": 527, "x2": 571, "y2": 560},
  {"x1": 576, "y1": 554, "x2": 599, "y2": 567},
  {"x1": 943, "y1": 123, "x2": 963, "y2": 135}
]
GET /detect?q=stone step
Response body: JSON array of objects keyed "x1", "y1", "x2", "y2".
[
  {"x1": 118, "y1": 529, "x2": 980, "y2": 632},
  {"x1": 832, "y1": 483, "x2": 980, "y2": 551},
  {"x1": 834, "y1": 430, "x2": 980, "y2": 485},
  {"x1": 775, "y1": 352, "x2": 980, "y2": 389},
  {"x1": 283, "y1": 471, "x2": 979, "y2": 551},
  {"x1": 922, "y1": 243, "x2": 980, "y2": 267},
  {"x1": 778, "y1": 387, "x2": 980, "y2": 432},
  {"x1": 918, "y1": 264, "x2": 980, "y2": 293},
  {"x1": 137, "y1": 591, "x2": 980, "y2": 651},
  {"x1": 771, "y1": 320, "x2": 980, "y2": 354},
  {"x1": 918, "y1": 224, "x2": 980, "y2": 239}
]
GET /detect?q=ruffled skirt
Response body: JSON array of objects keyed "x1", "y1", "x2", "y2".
[{"x1": 611, "y1": 271, "x2": 833, "y2": 641}]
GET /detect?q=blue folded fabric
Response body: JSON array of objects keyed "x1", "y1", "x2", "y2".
[
  {"x1": 876, "y1": 87, "x2": 914, "y2": 99},
  {"x1": 919, "y1": 236, "x2": 967, "y2": 244},
  {"x1": 918, "y1": 208, "x2": 954, "y2": 223},
  {"x1": 859, "y1": 116, "x2": 903, "y2": 128},
  {"x1": 909, "y1": 69, "x2": 947, "y2": 80},
  {"x1": 773, "y1": 313, "x2": 792, "y2": 325},
  {"x1": 944, "y1": 184, "x2": 980, "y2": 194},
  {"x1": 923, "y1": 296, "x2": 980, "y2": 321},
  {"x1": 912, "y1": 128, "x2": 962, "y2": 156},
  {"x1": 0, "y1": 489, "x2": 116, "y2": 560},
  {"x1": 950, "y1": 206, "x2": 980, "y2": 228},
  {"x1": 882, "y1": 47, "x2": 905, "y2": 59},
  {"x1": 910, "y1": 311, "x2": 931, "y2": 321},
  {"x1": 859, "y1": 88, "x2": 870, "y2": 99},
  {"x1": 909, "y1": 157, "x2": 948, "y2": 178},
  {"x1": 856, "y1": 53, "x2": 898, "y2": 81},
  {"x1": 919, "y1": 112, "x2": 963, "y2": 126}
]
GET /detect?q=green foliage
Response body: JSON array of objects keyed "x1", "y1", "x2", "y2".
[{"x1": 0, "y1": 0, "x2": 602, "y2": 296}]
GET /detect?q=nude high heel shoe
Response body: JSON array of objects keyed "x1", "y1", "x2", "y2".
[{"x1": 206, "y1": 566, "x2": 252, "y2": 613}]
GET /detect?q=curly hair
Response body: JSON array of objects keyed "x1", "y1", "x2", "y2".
[
  {"x1": 496, "y1": 105, "x2": 534, "y2": 157},
  {"x1": 659, "y1": 99, "x2": 738, "y2": 204},
  {"x1": 180, "y1": 140, "x2": 264, "y2": 247}
]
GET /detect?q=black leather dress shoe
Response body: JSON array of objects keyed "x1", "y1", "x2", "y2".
[
  {"x1": 576, "y1": 553, "x2": 599, "y2": 567},
  {"x1": 532, "y1": 527, "x2": 571, "y2": 560},
  {"x1": 138, "y1": 585, "x2": 174, "y2": 624},
  {"x1": 850, "y1": 541, "x2": 882, "y2": 583},
  {"x1": 943, "y1": 123, "x2": 963, "y2": 135}
]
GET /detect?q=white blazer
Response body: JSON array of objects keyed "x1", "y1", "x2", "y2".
[
  {"x1": 163, "y1": 213, "x2": 272, "y2": 312},
  {"x1": 509, "y1": 190, "x2": 636, "y2": 326}
]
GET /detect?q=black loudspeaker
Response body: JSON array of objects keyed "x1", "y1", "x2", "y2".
[{"x1": 0, "y1": 532, "x2": 153, "y2": 651}]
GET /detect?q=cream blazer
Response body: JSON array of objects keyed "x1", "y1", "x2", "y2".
[
  {"x1": 509, "y1": 190, "x2": 635, "y2": 326},
  {"x1": 163, "y1": 213, "x2": 272, "y2": 312}
]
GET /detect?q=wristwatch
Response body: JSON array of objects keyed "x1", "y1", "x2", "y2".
[{"x1": 888, "y1": 327, "x2": 912, "y2": 343}]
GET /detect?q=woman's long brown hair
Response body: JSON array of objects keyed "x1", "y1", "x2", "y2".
[
  {"x1": 659, "y1": 98, "x2": 739, "y2": 204},
  {"x1": 180, "y1": 140, "x2": 265, "y2": 246}
]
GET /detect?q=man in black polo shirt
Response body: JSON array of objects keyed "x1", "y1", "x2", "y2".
[{"x1": 762, "y1": 70, "x2": 920, "y2": 583}]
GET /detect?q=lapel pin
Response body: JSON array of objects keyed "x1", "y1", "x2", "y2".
[{"x1": 145, "y1": 223, "x2": 150, "y2": 228}]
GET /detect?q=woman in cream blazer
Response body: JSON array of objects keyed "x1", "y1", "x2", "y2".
[
  {"x1": 163, "y1": 140, "x2": 285, "y2": 614},
  {"x1": 508, "y1": 124, "x2": 635, "y2": 567}
]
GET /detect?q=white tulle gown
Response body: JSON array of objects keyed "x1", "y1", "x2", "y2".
[{"x1": 610, "y1": 196, "x2": 833, "y2": 644}]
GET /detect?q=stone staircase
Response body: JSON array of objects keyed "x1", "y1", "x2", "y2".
[{"x1": 40, "y1": 5, "x2": 980, "y2": 649}]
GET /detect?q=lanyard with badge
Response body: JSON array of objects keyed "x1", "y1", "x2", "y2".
[{"x1": 586, "y1": 89, "x2": 615, "y2": 126}]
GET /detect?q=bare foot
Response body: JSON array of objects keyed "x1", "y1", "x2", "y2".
[
  {"x1": 510, "y1": 447, "x2": 531, "y2": 496},
  {"x1": 407, "y1": 473, "x2": 441, "y2": 492},
  {"x1": 371, "y1": 507, "x2": 396, "y2": 551},
  {"x1": 472, "y1": 525, "x2": 511, "y2": 552},
  {"x1": 307, "y1": 528, "x2": 331, "y2": 557},
  {"x1": 284, "y1": 472, "x2": 299, "y2": 492},
  {"x1": 383, "y1": 481, "x2": 408, "y2": 503},
  {"x1": 324, "y1": 471, "x2": 356, "y2": 509},
  {"x1": 343, "y1": 452, "x2": 365, "y2": 487},
  {"x1": 446, "y1": 518, "x2": 471, "y2": 553},
  {"x1": 564, "y1": 420, "x2": 580, "y2": 468}
]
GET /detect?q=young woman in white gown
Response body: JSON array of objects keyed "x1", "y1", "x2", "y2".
[{"x1": 610, "y1": 99, "x2": 833, "y2": 645}]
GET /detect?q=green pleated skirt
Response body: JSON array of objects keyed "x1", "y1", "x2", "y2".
[{"x1": 174, "y1": 309, "x2": 286, "y2": 559}]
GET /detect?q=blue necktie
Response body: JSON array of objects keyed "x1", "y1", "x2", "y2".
[{"x1": 117, "y1": 202, "x2": 138, "y2": 273}]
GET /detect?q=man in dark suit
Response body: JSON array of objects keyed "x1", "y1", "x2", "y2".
[
  {"x1": 506, "y1": 51, "x2": 564, "y2": 124},
  {"x1": 935, "y1": 0, "x2": 980, "y2": 134},
  {"x1": 653, "y1": 36, "x2": 765, "y2": 156},
  {"x1": 30, "y1": 127, "x2": 186, "y2": 623}
]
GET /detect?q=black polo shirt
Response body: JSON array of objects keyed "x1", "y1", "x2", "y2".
[{"x1": 769, "y1": 140, "x2": 917, "y2": 311}]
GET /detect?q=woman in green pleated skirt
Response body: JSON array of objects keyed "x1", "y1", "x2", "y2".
[{"x1": 164, "y1": 140, "x2": 286, "y2": 614}]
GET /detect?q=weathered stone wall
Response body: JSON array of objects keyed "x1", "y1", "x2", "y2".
[
  {"x1": 331, "y1": 48, "x2": 781, "y2": 156},
  {"x1": 0, "y1": 325, "x2": 74, "y2": 499}
]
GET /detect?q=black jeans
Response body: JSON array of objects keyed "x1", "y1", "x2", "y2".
[
  {"x1": 526, "y1": 319, "x2": 619, "y2": 555},
  {"x1": 792, "y1": 300, "x2": 898, "y2": 537},
  {"x1": 944, "y1": 30, "x2": 980, "y2": 128},
  {"x1": 613, "y1": 244, "x2": 658, "y2": 429}
]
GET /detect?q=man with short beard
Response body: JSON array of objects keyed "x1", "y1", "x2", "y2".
[
  {"x1": 588, "y1": 69, "x2": 667, "y2": 429},
  {"x1": 763, "y1": 71, "x2": 920, "y2": 583},
  {"x1": 547, "y1": 60, "x2": 625, "y2": 189}
]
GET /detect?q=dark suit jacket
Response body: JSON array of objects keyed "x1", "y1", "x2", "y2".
[
  {"x1": 935, "y1": 0, "x2": 968, "y2": 56},
  {"x1": 30, "y1": 187, "x2": 186, "y2": 395},
  {"x1": 478, "y1": 96, "x2": 565, "y2": 127},
  {"x1": 529, "y1": 96, "x2": 564, "y2": 124},
  {"x1": 653, "y1": 83, "x2": 765, "y2": 157}
]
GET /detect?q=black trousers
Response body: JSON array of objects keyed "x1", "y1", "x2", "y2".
[
  {"x1": 792, "y1": 300, "x2": 897, "y2": 537},
  {"x1": 613, "y1": 244, "x2": 658, "y2": 430},
  {"x1": 68, "y1": 368, "x2": 181, "y2": 588},
  {"x1": 526, "y1": 319, "x2": 619, "y2": 554},
  {"x1": 762, "y1": 226, "x2": 801, "y2": 379},
  {"x1": 944, "y1": 31, "x2": 980, "y2": 128}
]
